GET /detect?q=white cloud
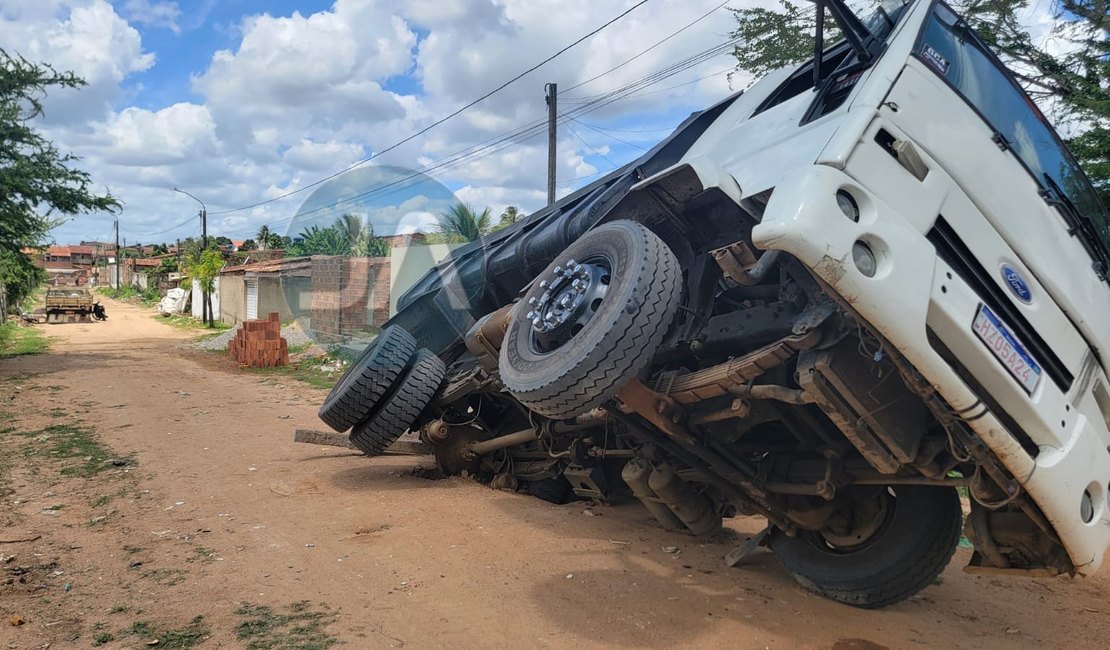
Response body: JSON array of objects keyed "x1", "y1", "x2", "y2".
[
  {"x1": 283, "y1": 139, "x2": 366, "y2": 173},
  {"x1": 0, "y1": 0, "x2": 154, "y2": 124},
  {"x1": 24, "y1": 0, "x2": 750, "y2": 245},
  {"x1": 192, "y1": 1, "x2": 417, "y2": 148},
  {"x1": 121, "y1": 0, "x2": 180, "y2": 33}
]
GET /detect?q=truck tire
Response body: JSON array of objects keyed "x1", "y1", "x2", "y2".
[
  {"x1": 499, "y1": 220, "x2": 681, "y2": 419},
  {"x1": 768, "y1": 485, "x2": 961, "y2": 609},
  {"x1": 317, "y1": 325, "x2": 416, "y2": 432},
  {"x1": 348, "y1": 349, "x2": 446, "y2": 456}
]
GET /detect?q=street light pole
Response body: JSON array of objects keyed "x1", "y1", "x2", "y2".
[{"x1": 172, "y1": 187, "x2": 211, "y2": 326}]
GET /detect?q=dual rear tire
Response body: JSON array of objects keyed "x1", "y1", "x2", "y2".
[{"x1": 316, "y1": 325, "x2": 445, "y2": 457}]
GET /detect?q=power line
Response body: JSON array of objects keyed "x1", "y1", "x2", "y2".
[
  {"x1": 570, "y1": 121, "x2": 678, "y2": 134},
  {"x1": 219, "y1": 35, "x2": 742, "y2": 238},
  {"x1": 565, "y1": 115, "x2": 648, "y2": 151},
  {"x1": 561, "y1": 0, "x2": 731, "y2": 95},
  {"x1": 130, "y1": 213, "x2": 199, "y2": 238},
  {"x1": 564, "y1": 121, "x2": 621, "y2": 167},
  {"x1": 208, "y1": 0, "x2": 652, "y2": 217}
]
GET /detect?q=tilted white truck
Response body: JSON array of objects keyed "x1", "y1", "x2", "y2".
[{"x1": 317, "y1": 0, "x2": 1110, "y2": 607}]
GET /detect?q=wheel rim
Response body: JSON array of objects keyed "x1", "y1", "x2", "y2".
[
  {"x1": 806, "y1": 487, "x2": 896, "y2": 554},
  {"x1": 525, "y1": 255, "x2": 611, "y2": 354}
]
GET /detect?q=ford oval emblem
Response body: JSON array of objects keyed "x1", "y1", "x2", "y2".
[{"x1": 1001, "y1": 265, "x2": 1032, "y2": 304}]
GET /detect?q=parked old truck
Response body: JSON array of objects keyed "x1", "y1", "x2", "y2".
[
  {"x1": 317, "y1": 0, "x2": 1110, "y2": 608},
  {"x1": 44, "y1": 289, "x2": 106, "y2": 323}
]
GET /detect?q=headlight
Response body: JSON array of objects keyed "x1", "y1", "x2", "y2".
[
  {"x1": 836, "y1": 190, "x2": 860, "y2": 222},
  {"x1": 852, "y1": 240, "x2": 877, "y2": 277},
  {"x1": 1081, "y1": 489, "x2": 1095, "y2": 523}
]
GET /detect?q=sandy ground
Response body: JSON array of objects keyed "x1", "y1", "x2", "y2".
[{"x1": 2, "y1": 299, "x2": 1109, "y2": 649}]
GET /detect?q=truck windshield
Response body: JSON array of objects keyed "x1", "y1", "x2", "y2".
[{"x1": 917, "y1": 2, "x2": 1110, "y2": 276}]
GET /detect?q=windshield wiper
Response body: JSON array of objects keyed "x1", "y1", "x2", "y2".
[
  {"x1": 1041, "y1": 173, "x2": 1109, "y2": 281},
  {"x1": 808, "y1": 0, "x2": 883, "y2": 87}
]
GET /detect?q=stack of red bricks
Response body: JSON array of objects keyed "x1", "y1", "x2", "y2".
[{"x1": 228, "y1": 312, "x2": 289, "y2": 368}]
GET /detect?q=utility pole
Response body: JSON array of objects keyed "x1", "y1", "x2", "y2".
[
  {"x1": 114, "y1": 218, "x2": 120, "y2": 290},
  {"x1": 200, "y1": 206, "x2": 209, "y2": 327},
  {"x1": 173, "y1": 187, "x2": 211, "y2": 327},
  {"x1": 545, "y1": 82, "x2": 557, "y2": 206}
]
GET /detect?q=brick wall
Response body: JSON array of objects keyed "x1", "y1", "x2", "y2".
[{"x1": 310, "y1": 255, "x2": 391, "y2": 341}]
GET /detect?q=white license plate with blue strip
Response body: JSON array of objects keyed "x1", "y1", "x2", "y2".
[{"x1": 972, "y1": 304, "x2": 1042, "y2": 394}]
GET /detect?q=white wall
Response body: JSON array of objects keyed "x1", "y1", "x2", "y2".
[
  {"x1": 388, "y1": 243, "x2": 464, "y2": 316},
  {"x1": 190, "y1": 277, "x2": 220, "y2": 320}
]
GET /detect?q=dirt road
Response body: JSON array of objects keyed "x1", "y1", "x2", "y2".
[{"x1": 2, "y1": 300, "x2": 1109, "y2": 649}]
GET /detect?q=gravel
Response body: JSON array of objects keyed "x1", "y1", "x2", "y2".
[{"x1": 192, "y1": 319, "x2": 316, "y2": 352}]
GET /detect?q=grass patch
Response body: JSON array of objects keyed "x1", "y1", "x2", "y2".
[
  {"x1": 127, "y1": 616, "x2": 209, "y2": 648},
  {"x1": 159, "y1": 313, "x2": 231, "y2": 333},
  {"x1": 235, "y1": 601, "x2": 339, "y2": 650},
  {"x1": 248, "y1": 353, "x2": 345, "y2": 390},
  {"x1": 98, "y1": 285, "x2": 163, "y2": 306},
  {"x1": 190, "y1": 546, "x2": 217, "y2": 563},
  {"x1": 0, "y1": 322, "x2": 50, "y2": 358},
  {"x1": 92, "y1": 632, "x2": 114, "y2": 646},
  {"x1": 141, "y1": 567, "x2": 188, "y2": 586},
  {"x1": 19, "y1": 424, "x2": 117, "y2": 478}
]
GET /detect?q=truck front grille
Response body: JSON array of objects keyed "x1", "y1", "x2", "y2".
[{"x1": 927, "y1": 216, "x2": 1073, "y2": 392}]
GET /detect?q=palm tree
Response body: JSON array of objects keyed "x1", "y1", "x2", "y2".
[
  {"x1": 436, "y1": 203, "x2": 493, "y2": 243},
  {"x1": 256, "y1": 224, "x2": 272, "y2": 250},
  {"x1": 494, "y1": 205, "x2": 525, "y2": 231}
]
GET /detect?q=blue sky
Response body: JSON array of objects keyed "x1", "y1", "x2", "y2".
[{"x1": 2, "y1": 0, "x2": 744, "y2": 245}]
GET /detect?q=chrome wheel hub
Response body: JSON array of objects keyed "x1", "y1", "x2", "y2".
[{"x1": 526, "y1": 257, "x2": 610, "y2": 352}]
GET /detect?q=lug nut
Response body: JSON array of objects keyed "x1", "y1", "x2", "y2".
[
  {"x1": 539, "y1": 280, "x2": 548, "y2": 289},
  {"x1": 528, "y1": 296, "x2": 538, "y2": 305},
  {"x1": 526, "y1": 310, "x2": 536, "y2": 320},
  {"x1": 566, "y1": 258, "x2": 577, "y2": 267}
]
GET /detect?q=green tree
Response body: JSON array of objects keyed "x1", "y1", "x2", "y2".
[
  {"x1": 239, "y1": 238, "x2": 258, "y2": 251},
  {"x1": 256, "y1": 225, "x2": 272, "y2": 250},
  {"x1": 335, "y1": 213, "x2": 391, "y2": 258},
  {"x1": 0, "y1": 50, "x2": 120, "y2": 314},
  {"x1": 287, "y1": 215, "x2": 391, "y2": 258},
  {"x1": 434, "y1": 203, "x2": 493, "y2": 243},
  {"x1": 157, "y1": 256, "x2": 178, "y2": 274},
  {"x1": 728, "y1": 0, "x2": 1108, "y2": 207},
  {"x1": 288, "y1": 225, "x2": 350, "y2": 257},
  {"x1": 180, "y1": 246, "x2": 223, "y2": 327},
  {"x1": 493, "y1": 205, "x2": 525, "y2": 232},
  {"x1": 265, "y1": 232, "x2": 287, "y2": 250}
]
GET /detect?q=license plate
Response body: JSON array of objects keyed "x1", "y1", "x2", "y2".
[{"x1": 972, "y1": 304, "x2": 1042, "y2": 394}]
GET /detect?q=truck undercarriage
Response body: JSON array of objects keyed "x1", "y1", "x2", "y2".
[{"x1": 314, "y1": 0, "x2": 1108, "y2": 608}]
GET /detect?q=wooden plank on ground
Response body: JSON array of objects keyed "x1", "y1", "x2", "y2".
[{"x1": 293, "y1": 428, "x2": 433, "y2": 455}]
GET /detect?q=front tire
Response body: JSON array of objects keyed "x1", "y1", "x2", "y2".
[
  {"x1": 499, "y1": 220, "x2": 681, "y2": 419},
  {"x1": 768, "y1": 486, "x2": 961, "y2": 608}
]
